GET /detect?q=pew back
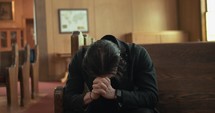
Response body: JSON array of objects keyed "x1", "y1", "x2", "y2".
[
  {"x1": 71, "y1": 31, "x2": 85, "y2": 57},
  {"x1": 142, "y1": 42, "x2": 215, "y2": 113},
  {"x1": 0, "y1": 44, "x2": 19, "y2": 109}
]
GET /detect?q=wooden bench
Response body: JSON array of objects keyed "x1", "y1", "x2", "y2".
[
  {"x1": 142, "y1": 42, "x2": 215, "y2": 113},
  {"x1": 18, "y1": 44, "x2": 31, "y2": 106},
  {"x1": 30, "y1": 45, "x2": 39, "y2": 99},
  {"x1": 125, "y1": 31, "x2": 189, "y2": 44},
  {"x1": 0, "y1": 44, "x2": 36, "y2": 108},
  {"x1": 0, "y1": 44, "x2": 19, "y2": 110},
  {"x1": 54, "y1": 42, "x2": 215, "y2": 113}
]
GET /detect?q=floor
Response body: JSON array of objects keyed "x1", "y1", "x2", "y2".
[{"x1": 0, "y1": 82, "x2": 63, "y2": 113}]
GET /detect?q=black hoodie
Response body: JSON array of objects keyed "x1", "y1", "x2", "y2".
[{"x1": 63, "y1": 35, "x2": 159, "y2": 113}]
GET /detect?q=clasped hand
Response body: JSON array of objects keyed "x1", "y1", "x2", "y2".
[{"x1": 90, "y1": 76, "x2": 116, "y2": 100}]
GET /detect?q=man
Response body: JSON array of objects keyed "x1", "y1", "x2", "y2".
[{"x1": 63, "y1": 35, "x2": 159, "y2": 113}]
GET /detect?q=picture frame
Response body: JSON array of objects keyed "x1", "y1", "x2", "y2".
[
  {"x1": 58, "y1": 9, "x2": 89, "y2": 33},
  {"x1": 0, "y1": 1, "x2": 14, "y2": 20}
]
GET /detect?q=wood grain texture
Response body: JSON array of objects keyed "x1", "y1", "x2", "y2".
[{"x1": 142, "y1": 42, "x2": 215, "y2": 113}]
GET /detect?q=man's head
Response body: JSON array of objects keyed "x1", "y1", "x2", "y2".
[{"x1": 82, "y1": 38, "x2": 121, "y2": 77}]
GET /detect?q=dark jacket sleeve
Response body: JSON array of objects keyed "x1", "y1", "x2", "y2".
[
  {"x1": 120, "y1": 45, "x2": 158, "y2": 109},
  {"x1": 63, "y1": 49, "x2": 86, "y2": 112}
]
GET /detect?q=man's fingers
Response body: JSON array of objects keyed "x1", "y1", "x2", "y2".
[
  {"x1": 93, "y1": 82, "x2": 108, "y2": 90},
  {"x1": 92, "y1": 89, "x2": 106, "y2": 95},
  {"x1": 93, "y1": 77, "x2": 110, "y2": 86},
  {"x1": 105, "y1": 77, "x2": 110, "y2": 82}
]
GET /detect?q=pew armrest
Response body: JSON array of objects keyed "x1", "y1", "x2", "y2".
[{"x1": 54, "y1": 86, "x2": 64, "y2": 113}]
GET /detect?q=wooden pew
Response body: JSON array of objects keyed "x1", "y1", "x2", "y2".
[
  {"x1": 71, "y1": 31, "x2": 85, "y2": 57},
  {"x1": 18, "y1": 44, "x2": 31, "y2": 106},
  {"x1": 30, "y1": 45, "x2": 39, "y2": 99},
  {"x1": 126, "y1": 31, "x2": 189, "y2": 44},
  {"x1": 0, "y1": 44, "x2": 19, "y2": 109},
  {"x1": 54, "y1": 42, "x2": 215, "y2": 113},
  {"x1": 54, "y1": 86, "x2": 64, "y2": 113},
  {"x1": 142, "y1": 42, "x2": 215, "y2": 113}
]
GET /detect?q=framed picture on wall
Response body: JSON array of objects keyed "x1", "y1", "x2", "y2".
[
  {"x1": 58, "y1": 9, "x2": 89, "y2": 33},
  {"x1": 0, "y1": 1, "x2": 14, "y2": 20}
]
